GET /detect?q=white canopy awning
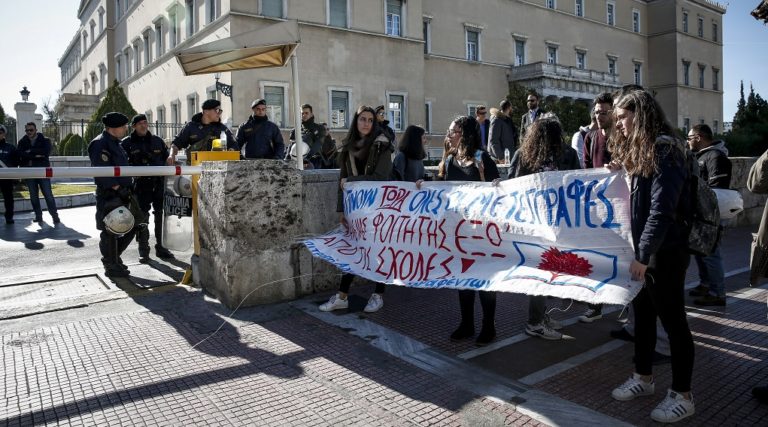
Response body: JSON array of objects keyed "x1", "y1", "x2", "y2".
[{"x1": 175, "y1": 20, "x2": 300, "y2": 75}]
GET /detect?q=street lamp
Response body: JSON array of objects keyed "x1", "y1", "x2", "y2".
[
  {"x1": 214, "y1": 73, "x2": 233, "y2": 99},
  {"x1": 20, "y1": 86, "x2": 30, "y2": 102}
]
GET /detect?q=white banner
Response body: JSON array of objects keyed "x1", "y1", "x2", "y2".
[{"x1": 305, "y1": 169, "x2": 642, "y2": 305}]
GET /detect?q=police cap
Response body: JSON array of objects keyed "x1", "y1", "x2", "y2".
[{"x1": 102, "y1": 112, "x2": 129, "y2": 128}]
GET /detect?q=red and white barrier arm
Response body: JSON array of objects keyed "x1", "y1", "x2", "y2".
[{"x1": 0, "y1": 166, "x2": 202, "y2": 179}]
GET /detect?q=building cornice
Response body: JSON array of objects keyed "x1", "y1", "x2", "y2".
[{"x1": 58, "y1": 32, "x2": 82, "y2": 66}]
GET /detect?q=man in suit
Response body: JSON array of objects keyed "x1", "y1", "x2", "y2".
[
  {"x1": 520, "y1": 92, "x2": 545, "y2": 143},
  {"x1": 475, "y1": 105, "x2": 490, "y2": 151}
]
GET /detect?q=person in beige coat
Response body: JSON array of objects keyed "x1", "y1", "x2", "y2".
[{"x1": 748, "y1": 149, "x2": 768, "y2": 287}]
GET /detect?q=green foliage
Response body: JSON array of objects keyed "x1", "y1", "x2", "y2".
[
  {"x1": 84, "y1": 80, "x2": 136, "y2": 142},
  {"x1": 61, "y1": 134, "x2": 86, "y2": 156},
  {"x1": 542, "y1": 98, "x2": 591, "y2": 137},
  {"x1": 56, "y1": 133, "x2": 74, "y2": 156},
  {"x1": 727, "y1": 81, "x2": 768, "y2": 156},
  {"x1": 0, "y1": 102, "x2": 5, "y2": 124},
  {"x1": 507, "y1": 82, "x2": 531, "y2": 127}
]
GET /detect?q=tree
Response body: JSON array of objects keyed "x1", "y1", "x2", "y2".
[
  {"x1": 0, "y1": 102, "x2": 5, "y2": 125},
  {"x1": 726, "y1": 81, "x2": 768, "y2": 156},
  {"x1": 41, "y1": 95, "x2": 60, "y2": 123},
  {"x1": 84, "y1": 80, "x2": 137, "y2": 141}
]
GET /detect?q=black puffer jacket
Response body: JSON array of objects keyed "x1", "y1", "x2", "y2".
[
  {"x1": 631, "y1": 136, "x2": 691, "y2": 265},
  {"x1": 694, "y1": 140, "x2": 731, "y2": 189}
]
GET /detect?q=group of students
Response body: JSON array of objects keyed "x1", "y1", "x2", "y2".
[{"x1": 317, "y1": 86, "x2": 699, "y2": 423}]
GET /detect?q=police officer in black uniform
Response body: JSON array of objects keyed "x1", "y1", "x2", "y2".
[
  {"x1": 166, "y1": 99, "x2": 237, "y2": 165},
  {"x1": 122, "y1": 114, "x2": 173, "y2": 262},
  {"x1": 88, "y1": 112, "x2": 137, "y2": 278}
]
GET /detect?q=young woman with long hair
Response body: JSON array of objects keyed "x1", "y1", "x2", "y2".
[
  {"x1": 607, "y1": 89, "x2": 695, "y2": 423},
  {"x1": 393, "y1": 125, "x2": 427, "y2": 182},
  {"x1": 507, "y1": 115, "x2": 580, "y2": 341},
  {"x1": 443, "y1": 115, "x2": 500, "y2": 346},
  {"x1": 319, "y1": 105, "x2": 395, "y2": 313}
]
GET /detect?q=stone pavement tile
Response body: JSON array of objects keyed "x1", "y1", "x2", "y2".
[
  {"x1": 533, "y1": 285, "x2": 768, "y2": 426},
  {"x1": 1, "y1": 299, "x2": 541, "y2": 426}
]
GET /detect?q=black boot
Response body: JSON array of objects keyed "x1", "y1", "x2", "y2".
[
  {"x1": 476, "y1": 291, "x2": 497, "y2": 346},
  {"x1": 155, "y1": 245, "x2": 175, "y2": 259},
  {"x1": 101, "y1": 232, "x2": 128, "y2": 277},
  {"x1": 137, "y1": 224, "x2": 151, "y2": 263},
  {"x1": 451, "y1": 290, "x2": 476, "y2": 340}
]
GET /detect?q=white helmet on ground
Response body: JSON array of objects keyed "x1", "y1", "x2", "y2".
[{"x1": 103, "y1": 206, "x2": 135, "y2": 236}]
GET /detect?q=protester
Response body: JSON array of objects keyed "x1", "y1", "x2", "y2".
[
  {"x1": 507, "y1": 114, "x2": 579, "y2": 340},
  {"x1": 288, "y1": 104, "x2": 326, "y2": 168},
  {"x1": 475, "y1": 105, "x2": 490, "y2": 150},
  {"x1": 374, "y1": 105, "x2": 396, "y2": 143},
  {"x1": 488, "y1": 99, "x2": 519, "y2": 164},
  {"x1": 686, "y1": 124, "x2": 731, "y2": 306},
  {"x1": 607, "y1": 89, "x2": 695, "y2": 423},
  {"x1": 17, "y1": 122, "x2": 60, "y2": 224},
  {"x1": 392, "y1": 125, "x2": 426, "y2": 182},
  {"x1": 520, "y1": 91, "x2": 545, "y2": 142},
  {"x1": 436, "y1": 134, "x2": 456, "y2": 181},
  {"x1": 320, "y1": 106, "x2": 394, "y2": 313},
  {"x1": 748, "y1": 148, "x2": 768, "y2": 403},
  {"x1": 0, "y1": 125, "x2": 18, "y2": 225},
  {"x1": 571, "y1": 113, "x2": 597, "y2": 169},
  {"x1": 167, "y1": 99, "x2": 237, "y2": 164},
  {"x1": 442, "y1": 115, "x2": 500, "y2": 346}
]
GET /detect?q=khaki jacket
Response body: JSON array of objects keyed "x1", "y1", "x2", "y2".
[{"x1": 747, "y1": 149, "x2": 768, "y2": 283}]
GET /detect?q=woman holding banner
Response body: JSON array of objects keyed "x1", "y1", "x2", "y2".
[
  {"x1": 443, "y1": 115, "x2": 500, "y2": 346},
  {"x1": 319, "y1": 106, "x2": 395, "y2": 314},
  {"x1": 607, "y1": 89, "x2": 695, "y2": 423},
  {"x1": 507, "y1": 114, "x2": 580, "y2": 341}
]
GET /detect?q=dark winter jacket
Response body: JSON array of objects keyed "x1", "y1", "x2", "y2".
[
  {"x1": 17, "y1": 133, "x2": 52, "y2": 167},
  {"x1": 392, "y1": 151, "x2": 425, "y2": 183},
  {"x1": 443, "y1": 151, "x2": 500, "y2": 182},
  {"x1": 583, "y1": 129, "x2": 612, "y2": 169},
  {"x1": 236, "y1": 115, "x2": 285, "y2": 159},
  {"x1": 507, "y1": 143, "x2": 581, "y2": 179},
  {"x1": 694, "y1": 140, "x2": 731, "y2": 189},
  {"x1": 88, "y1": 131, "x2": 133, "y2": 191},
  {"x1": 288, "y1": 116, "x2": 325, "y2": 160},
  {"x1": 172, "y1": 113, "x2": 237, "y2": 156},
  {"x1": 488, "y1": 110, "x2": 519, "y2": 161},
  {"x1": 631, "y1": 136, "x2": 691, "y2": 265},
  {"x1": 0, "y1": 139, "x2": 18, "y2": 168},
  {"x1": 337, "y1": 132, "x2": 394, "y2": 212},
  {"x1": 379, "y1": 120, "x2": 396, "y2": 144},
  {"x1": 121, "y1": 131, "x2": 169, "y2": 167}
]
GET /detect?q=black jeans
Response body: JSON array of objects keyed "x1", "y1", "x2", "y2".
[
  {"x1": 135, "y1": 177, "x2": 165, "y2": 252},
  {"x1": 339, "y1": 273, "x2": 385, "y2": 294},
  {"x1": 633, "y1": 247, "x2": 693, "y2": 392},
  {"x1": 458, "y1": 290, "x2": 497, "y2": 329},
  {"x1": 0, "y1": 180, "x2": 14, "y2": 221}
]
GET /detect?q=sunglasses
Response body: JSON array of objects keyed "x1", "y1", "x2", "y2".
[
  {"x1": 214, "y1": 108, "x2": 223, "y2": 114},
  {"x1": 25, "y1": 129, "x2": 36, "y2": 132}
]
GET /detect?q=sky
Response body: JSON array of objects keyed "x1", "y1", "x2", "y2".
[{"x1": 0, "y1": 0, "x2": 765, "y2": 124}]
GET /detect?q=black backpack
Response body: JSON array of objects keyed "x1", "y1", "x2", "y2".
[{"x1": 659, "y1": 138, "x2": 721, "y2": 256}]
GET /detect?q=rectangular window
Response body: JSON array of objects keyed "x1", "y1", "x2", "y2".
[
  {"x1": 116, "y1": 0, "x2": 122, "y2": 20},
  {"x1": 171, "y1": 102, "x2": 180, "y2": 124},
  {"x1": 547, "y1": 0, "x2": 555, "y2": 9},
  {"x1": 206, "y1": 0, "x2": 217, "y2": 24},
  {"x1": 634, "y1": 62, "x2": 641, "y2": 85},
  {"x1": 90, "y1": 22, "x2": 96, "y2": 44},
  {"x1": 264, "y1": 86, "x2": 285, "y2": 127},
  {"x1": 99, "y1": 10, "x2": 105, "y2": 33},
  {"x1": 116, "y1": 57, "x2": 122, "y2": 81},
  {"x1": 330, "y1": 90, "x2": 349, "y2": 129},
  {"x1": 424, "y1": 101, "x2": 432, "y2": 134},
  {"x1": 576, "y1": 51, "x2": 586, "y2": 69},
  {"x1": 124, "y1": 51, "x2": 132, "y2": 78},
  {"x1": 683, "y1": 61, "x2": 690, "y2": 86},
  {"x1": 262, "y1": 0, "x2": 283, "y2": 18},
  {"x1": 186, "y1": 0, "x2": 196, "y2": 37},
  {"x1": 423, "y1": 19, "x2": 430, "y2": 54},
  {"x1": 99, "y1": 66, "x2": 107, "y2": 92},
  {"x1": 713, "y1": 120, "x2": 718, "y2": 134},
  {"x1": 386, "y1": 0, "x2": 402, "y2": 36},
  {"x1": 187, "y1": 95, "x2": 197, "y2": 121},
  {"x1": 388, "y1": 94, "x2": 405, "y2": 132},
  {"x1": 607, "y1": 2, "x2": 615, "y2": 26},
  {"x1": 515, "y1": 40, "x2": 525, "y2": 66},
  {"x1": 682, "y1": 11, "x2": 688, "y2": 33},
  {"x1": 143, "y1": 32, "x2": 151, "y2": 65},
  {"x1": 170, "y1": 11, "x2": 179, "y2": 48},
  {"x1": 713, "y1": 22, "x2": 718, "y2": 42},
  {"x1": 145, "y1": 110, "x2": 153, "y2": 125},
  {"x1": 699, "y1": 65, "x2": 705, "y2": 89},
  {"x1": 157, "y1": 106, "x2": 166, "y2": 138},
  {"x1": 134, "y1": 43, "x2": 141, "y2": 72},
  {"x1": 466, "y1": 30, "x2": 479, "y2": 61},
  {"x1": 698, "y1": 16, "x2": 704, "y2": 37},
  {"x1": 547, "y1": 46, "x2": 557, "y2": 65},
  {"x1": 329, "y1": 0, "x2": 348, "y2": 27},
  {"x1": 608, "y1": 58, "x2": 616, "y2": 76},
  {"x1": 713, "y1": 69, "x2": 719, "y2": 91},
  {"x1": 633, "y1": 10, "x2": 640, "y2": 33},
  {"x1": 683, "y1": 118, "x2": 690, "y2": 134},
  {"x1": 155, "y1": 23, "x2": 164, "y2": 57},
  {"x1": 575, "y1": 0, "x2": 583, "y2": 17}
]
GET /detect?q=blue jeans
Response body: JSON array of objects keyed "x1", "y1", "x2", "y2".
[
  {"x1": 26, "y1": 179, "x2": 59, "y2": 221},
  {"x1": 694, "y1": 244, "x2": 724, "y2": 297}
]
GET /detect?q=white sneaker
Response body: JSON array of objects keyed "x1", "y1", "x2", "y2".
[
  {"x1": 525, "y1": 322, "x2": 563, "y2": 340},
  {"x1": 611, "y1": 373, "x2": 655, "y2": 401},
  {"x1": 578, "y1": 308, "x2": 603, "y2": 323},
  {"x1": 364, "y1": 293, "x2": 384, "y2": 313},
  {"x1": 544, "y1": 314, "x2": 563, "y2": 330},
  {"x1": 651, "y1": 389, "x2": 695, "y2": 423},
  {"x1": 319, "y1": 294, "x2": 348, "y2": 312}
]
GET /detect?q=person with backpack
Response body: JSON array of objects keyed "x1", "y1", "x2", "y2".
[
  {"x1": 607, "y1": 89, "x2": 695, "y2": 423},
  {"x1": 392, "y1": 125, "x2": 426, "y2": 182},
  {"x1": 507, "y1": 114, "x2": 579, "y2": 341},
  {"x1": 442, "y1": 115, "x2": 500, "y2": 346},
  {"x1": 687, "y1": 124, "x2": 731, "y2": 307}
]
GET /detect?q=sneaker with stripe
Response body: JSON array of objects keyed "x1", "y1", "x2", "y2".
[
  {"x1": 650, "y1": 389, "x2": 695, "y2": 423},
  {"x1": 611, "y1": 373, "x2": 655, "y2": 401}
]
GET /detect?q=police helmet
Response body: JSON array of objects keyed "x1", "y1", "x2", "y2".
[
  {"x1": 289, "y1": 141, "x2": 311, "y2": 159},
  {"x1": 173, "y1": 176, "x2": 193, "y2": 197},
  {"x1": 103, "y1": 206, "x2": 135, "y2": 236}
]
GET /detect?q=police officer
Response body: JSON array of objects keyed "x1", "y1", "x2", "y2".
[
  {"x1": 236, "y1": 98, "x2": 285, "y2": 160},
  {"x1": 287, "y1": 104, "x2": 325, "y2": 168},
  {"x1": 122, "y1": 114, "x2": 173, "y2": 262},
  {"x1": 88, "y1": 112, "x2": 137, "y2": 278},
  {"x1": 166, "y1": 99, "x2": 237, "y2": 165}
]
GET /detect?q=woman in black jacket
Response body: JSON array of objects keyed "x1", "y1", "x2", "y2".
[
  {"x1": 392, "y1": 125, "x2": 426, "y2": 183},
  {"x1": 443, "y1": 115, "x2": 500, "y2": 346},
  {"x1": 507, "y1": 115, "x2": 579, "y2": 341},
  {"x1": 607, "y1": 89, "x2": 695, "y2": 424}
]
